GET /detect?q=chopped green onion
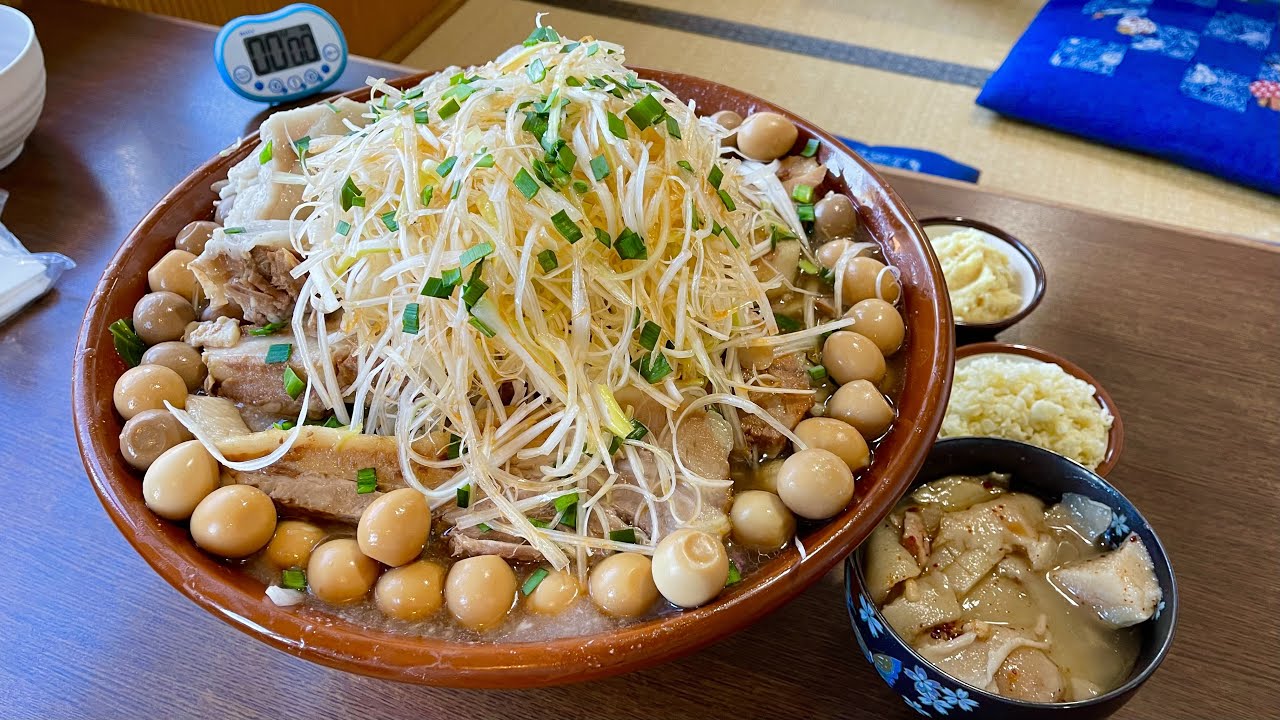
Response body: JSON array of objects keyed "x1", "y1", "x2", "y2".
[
  {"x1": 402, "y1": 303, "x2": 420, "y2": 334},
  {"x1": 718, "y1": 189, "x2": 736, "y2": 211},
  {"x1": 635, "y1": 352, "x2": 673, "y2": 383},
  {"x1": 421, "y1": 185, "x2": 434, "y2": 206},
  {"x1": 726, "y1": 559, "x2": 742, "y2": 586},
  {"x1": 477, "y1": 523, "x2": 492, "y2": 532},
  {"x1": 554, "y1": 143, "x2": 576, "y2": 173},
  {"x1": 594, "y1": 227, "x2": 612, "y2": 248},
  {"x1": 707, "y1": 165, "x2": 724, "y2": 189},
  {"x1": 522, "y1": 568, "x2": 550, "y2": 595},
  {"x1": 456, "y1": 484, "x2": 470, "y2": 508},
  {"x1": 807, "y1": 365, "x2": 828, "y2": 384},
  {"x1": 590, "y1": 154, "x2": 610, "y2": 181},
  {"x1": 665, "y1": 115, "x2": 682, "y2": 139},
  {"x1": 264, "y1": 343, "x2": 292, "y2": 364},
  {"x1": 615, "y1": 228, "x2": 647, "y2": 260},
  {"x1": 248, "y1": 321, "x2": 286, "y2": 336},
  {"x1": 403, "y1": 87, "x2": 424, "y2": 100},
  {"x1": 356, "y1": 467, "x2": 377, "y2": 494},
  {"x1": 461, "y1": 279, "x2": 488, "y2": 309},
  {"x1": 800, "y1": 138, "x2": 820, "y2": 158},
  {"x1": 282, "y1": 367, "x2": 305, "y2": 399},
  {"x1": 514, "y1": 168, "x2": 539, "y2": 199},
  {"x1": 258, "y1": 140, "x2": 272, "y2": 164},
  {"x1": 468, "y1": 316, "x2": 497, "y2": 338},
  {"x1": 606, "y1": 111, "x2": 628, "y2": 139},
  {"x1": 633, "y1": 308, "x2": 642, "y2": 328},
  {"x1": 326, "y1": 101, "x2": 340, "y2": 113},
  {"x1": 775, "y1": 314, "x2": 802, "y2": 333},
  {"x1": 550, "y1": 210, "x2": 583, "y2": 243},
  {"x1": 554, "y1": 492, "x2": 579, "y2": 514},
  {"x1": 796, "y1": 204, "x2": 815, "y2": 222},
  {"x1": 380, "y1": 210, "x2": 399, "y2": 232},
  {"x1": 450, "y1": 180, "x2": 461, "y2": 199},
  {"x1": 792, "y1": 184, "x2": 814, "y2": 203},
  {"x1": 722, "y1": 225, "x2": 740, "y2": 248},
  {"x1": 676, "y1": 160, "x2": 694, "y2": 173},
  {"x1": 414, "y1": 109, "x2": 429, "y2": 124},
  {"x1": 537, "y1": 249, "x2": 559, "y2": 272},
  {"x1": 638, "y1": 321, "x2": 661, "y2": 351},
  {"x1": 459, "y1": 241, "x2": 494, "y2": 267},
  {"x1": 626, "y1": 419, "x2": 649, "y2": 441},
  {"x1": 527, "y1": 58, "x2": 546, "y2": 83},
  {"x1": 322, "y1": 416, "x2": 343, "y2": 428},
  {"x1": 522, "y1": 25, "x2": 560, "y2": 46},
  {"x1": 223, "y1": 226, "x2": 245, "y2": 234},
  {"x1": 565, "y1": 76, "x2": 583, "y2": 87},
  {"x1": 442, "y1": 82, "x2": 477, "y2": 103},
  {"x1": 108, "y1": 319, "x2": 146, "y2": 367},
  {"x1": 445, "y1": 433, "x2": 464, "y2": 459},
  {"x1": 272, "y1": 420, "x2": 296, "y2": 431},
  {"x1": 609, "y1": 527, "x2": 637, "y2": 543},
  {"x1": 769, "y1": 225, "x2": 797, "y2": 247},
  {"x1": 625, "y1": 94, "x2": 666, "y2": 130},
  {"x1": 572, "y1": 180, "x2": 590, "y2": 194},
  {"x1": 280, "y1": 567, "x2": 306, "y2": 590},
  {"x1": 475, "y1": 153, "x2": 495, "y2": 168},
  {"x1": 437, "y1": 156, "x2": 458, "y2": 177},
  {"x1": 531, "y1": 158, "x2": 556, "y2": 188},
  {"x1": 340, "y1": 176, "x2": 364, "y2": 211},
  {"x1": 798, "y1": 258, "x2": 822, "y2": 276},
  {"x1": 336, "y1": 220, "x2": 351, "y2": 236},
  {"x1": 438, "y1": 98, "x2": 460, "y2": 120},
  {"x1": 608, "y1": 435, "x2": 622, "y2": 455},
  {"x1": 293, "y1": 136, "x2": 310, "y2": 156},
  {"x1": 587, "y1": 42, "x2": 599, "y2": 56},
  {"x1": 529, "y1": 517, "x2": 552, "y2": 529},
  {"x1": 421, "y1": 276, "x2": 451, "y2": 298}
]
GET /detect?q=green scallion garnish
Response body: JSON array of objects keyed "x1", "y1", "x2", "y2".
[
  {"x1": 438, "y1": 98, "x2": 461, "y2": 120},
  {"x1": 356, "y1": 467, "x2": 377, "y2": 494},
  {"x1": 792, "y1": 184, "x2": 814, "y2": 203},
  {"x1": 676, "y1": 160, "x2": 694, "y2": 173},
  {"x1": 380, "y1": 210, "x2": 399, "y2": 232},
  {"x1": 614, "y1": 228, "x2": 647, "y2": 260},
  {"x1": 468, "y1": 316, "x2": 497, "y2": 337},
  {"x1": 635, "y1": 352, "x2": 673, "y2": 383},
  {"x1": 796, "y1": 204, "x2": 815, "y2": 222},
  {"x1": 461, "y1": 278, "x2": 488, "y2": 309},
  {"x1": 537, "y1": 249, "x2": 559, "y2": 272},
  {"x1": 608, "y1": 435, "x2": 623, "y2": 455},
  {"x1": 609, "y1": 527, "x2": 637, "y2": 544},
  {"x1": 522, "y1": 25, "x2": 560, "y2": 46},
  {"x1": 800, "y1": 138, "x2": 820, "y2": 158},
  {"x1": 459, "y1": 241, "x2": 494, "y2": 267},
  {"x1": 775, "y1": 314, "x2": 802, "y2": 332},
  {"x1": 587, "y1": 42, "x2": 599, "y2": 56},
  {"x1": 527, "y1": 58, "x2": 546, "y2": 83},
  {"x1": 707, "y1": 165, "x2": 724, "y2": 189},
  {"x1": 249, "y1": 321, "x2": 286, "y2": 336},
  {"x1": 606, "y1": 111, "x2": 627, "y2": 139},
  {"x1": 437, "y1": 156, "x2": 458, "y2": 177},
  {"x1": 718, "y1": 189, "x2": 736, "y2": 211},
  {"x1": 223, "y1": 226, "x2": 246, "y2": 234},
  {"x1": 322, "y1": 416, "x2": 343, "y2": 428},
  {"x1": 798, "y1": 258, "x2": 822, "y2": 276},
  {"x1": 594, "y1": 227, "x2": 612, "y2": 248},
  {"x1": 450, "y1": 180, "x2": 461, "y2": 199},
  {"x1": 414, "y1": 109, "x2": 429, "y2": 124},
  {"x1": 554, "y1": 492, "x2": 578, "y2": 514},
  {"x1": 403, "y1": 87, "x2": 424, "y2": 100},
  {"x1": 554, "y1": 143, "x2": 576, "y2": 173},
  {"x1": 807, "y1": 365, "x2": 828, "y2": 384},
  {"x1": 258, "y1": 140, "x2": 273, "y2": 164},
  {"x1": 572, "y1": 180, "x2": 590, "y2": 194},
  {"x1": 421, "y1": 185, "x2": 434, "y2": 206},
  {"x1": 264, "y1": 343, "x2": 292, "y2": 364},
  {"x1": 280, "y1": 567, "x2": 306, "y2": 590},
  {"x1": 108, "y1": 319, "x2": 146, "y2": 367},
  {"x1": 638, "y1": 320, "x2": 661, "y2": 351},
  {"x1": 445, "y1": 433, "x2": 464, "y2": 460},
  {"x1": 665, "y1": 115, "x2": 682, "y2": 139},
  {"x1": 282, "y1": 366, "x2": 305, "y2": 399},
  {"x1": 340, "y1": 176, "x2": 364, "y2": 211},
  {"x1": 626, "y1": 419, "x2": 649, "y2": 441},
  {"x1": 521, "y1": 568, "x2": 550, "y2": 596},
  {"x1": 590, "y1": 154, "x2": 609, "y2": 181},
  {"x1": 514, "y1": 168, "x2": 539, "y2": 199},
  {"x1": 550, "y1": 210, "x2": 583, "y2": 243},
  {"x1": 726, "y1": 559, "x2": 742, "y2": 586},
  {"x1": 272, "y1": 420, "x2": 296, "y2": 431},
  {"x1": 476, "y1": 153, "x2": 495, "y2": 168},
  {"x1": 456, "y1": 484, "x2": 470, "y2": 508},
  {"x1": 566, "y1": 76, "x2": 583, "y2": 87},
  {"x1": 625, "y1": 93, "x2": 665, "y2": 130},
  {"x1": 336, "y1": 220, "x2": 352, "y2": 236},
  {"x1": 402, "y1": 303, "x2": 420, "y2": 334}
]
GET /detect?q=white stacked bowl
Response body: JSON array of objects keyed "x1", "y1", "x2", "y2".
[{"x1": 0, "y1": 6, "x2": 43, "y2": 170}]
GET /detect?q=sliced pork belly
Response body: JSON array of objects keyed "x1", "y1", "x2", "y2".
[
  {"x1": 1049, "y1": 533, "x2": 1162, "y2": 628},
  {"x1": 189, "y1": 221, "x2": 303, "y2": 325},
  {"x1": 739, "y1": 352, "x2": 815, "y2": 458},
  {"x1": 776, "y1": 156, "x2": 827, "y2": 197},
  {"x1": 202, "y1": 332, "x2": 357, "y2": 425}
]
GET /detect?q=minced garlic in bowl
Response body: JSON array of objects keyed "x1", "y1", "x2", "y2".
[
  {"x1": 941, "y1": 354, "x2": 1114, "y2": 470},
  {"x1": 930, "y1": 228, "x2": 1022, "y2": 323}
]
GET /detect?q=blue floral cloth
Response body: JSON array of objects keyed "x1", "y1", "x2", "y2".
[{"x1": 977, "y1": 0, "x2": 1280, "y2": 195}]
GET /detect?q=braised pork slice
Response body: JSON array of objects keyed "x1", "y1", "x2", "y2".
[
  {"x1": 219, "y1": 427, "x2": 449, "y2": 524},
  {"x1": 189, "y1": 221, "x2": 304, "y2": 325},
  {"x1": 776, "y1": 156, "x2": 827, "y2": 196},
  {"x1": 739, "y1": 352, "x2": 815, "y2": 457},
  {"x1": 448, "y1": 526, "x2": 543, "y2": 562},
  {"x1": 216, "y1": 98, "x2": 366, "y2": 226},
  {"x1": 203, "y1": 332, "x2": 358, "y2": 425}
]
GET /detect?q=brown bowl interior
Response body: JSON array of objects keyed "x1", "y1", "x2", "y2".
[
  {"x1": 954, "y1": 342, "x2": 1124, "y2": 476},
  {"x1": 72, "y1": 68, "x2": 954, "y2": 687}
]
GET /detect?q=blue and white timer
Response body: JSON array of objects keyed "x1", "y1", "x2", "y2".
[{"x1": 214, "y1": 3, "x2": 348, "y2": 103}]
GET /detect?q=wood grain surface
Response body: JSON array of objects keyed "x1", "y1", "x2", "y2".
[{"x1": 2, "y1": 2, "x2": 1277, "y2": 718}]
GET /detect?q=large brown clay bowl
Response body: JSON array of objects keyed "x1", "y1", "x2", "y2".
[{"x1": 72, "y1": 68, "x2": 954, "y2": 687}]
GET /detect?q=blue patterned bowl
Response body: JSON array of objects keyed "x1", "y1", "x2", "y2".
[{"x1": 845, "y1": 437, "x2": 1177, "y2": 718}]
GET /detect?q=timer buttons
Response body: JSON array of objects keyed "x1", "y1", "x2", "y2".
[
  {"x1": 268, "y1": 78, "x2": 286, "y2": 94},
  {"x1": 305, "y1": 69, "x2": 322, "y2": 84},
  {"x1": 287, "y1": 75, "x2": 303, "y2": 90},
  {"x1": 322, "y1": 43, "x2": 340, "y2": 61},
  {"x1": 232, "y1": 65, "x2": 252, "y2": 84}
]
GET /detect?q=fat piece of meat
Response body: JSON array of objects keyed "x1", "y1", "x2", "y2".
[
  {"x1": 189, "y1": 221, "x2": 303, "y2": 325},
  {"x1": 184, "y1": 316, "x2": 241, "y2": 348},
  {"x1": 739, "y1": 352, "x2": 815, "y2": 457},
  {"x1": 203, "y1": 332, "x2": 357, "y2": 424},
  {"x1": 448, "y1": 526, "x2": 543, "y2": 562},
  {"x1": 776, "y1": 156, "x2": 827, "y2": 196},
  {"x1": 218, "y1": 426, "x2": 448, "y2": 524}
]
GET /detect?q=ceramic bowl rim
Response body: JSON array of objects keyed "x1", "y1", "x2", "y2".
[
  {"x1": 72, "y1": 68, "x2": 955, "y2": 687},
  {"x1": 0, "y1": 5, "x2": 36, "y2": 78},
  {"x1": 847, "y1": 436, "x2": 1178, "y2": 710},
  {"x1": 953, "y1": 341, "x2": 1124, "y2": 476},
  {"x1": 917, "y1": 216, "x2": 1046, "y2": 332}
]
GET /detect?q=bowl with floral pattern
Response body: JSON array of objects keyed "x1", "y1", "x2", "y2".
[{"x1": 844, "y1": 437, "x2": 1177, "y2": 719}]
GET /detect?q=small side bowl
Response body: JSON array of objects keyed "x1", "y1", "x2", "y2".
[
  {"x1": 919, "y1": 217, "x2": 1045, "y2": 345},
  {"x1": 0, "y1": 6, "x2": 44, "y2": 170},
  {"x1": 845, "y1": 437, "x2": 1177, "y2": 719},
  {"x1": 954, "y1": 341, "x2": 1124, "y2": 476}
]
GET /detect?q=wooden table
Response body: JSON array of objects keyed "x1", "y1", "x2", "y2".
[{"x1": 4, "y1": 2, "x2": 1277, "y2": 717}]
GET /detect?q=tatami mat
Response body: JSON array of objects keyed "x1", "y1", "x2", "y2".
[{"x1": 402, "y1": 0, "x2": 1280, "y2": 242}]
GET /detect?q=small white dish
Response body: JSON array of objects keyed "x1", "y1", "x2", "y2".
[{"x1": 0, "y1": 6, "x2": 44, "y2": 170}]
